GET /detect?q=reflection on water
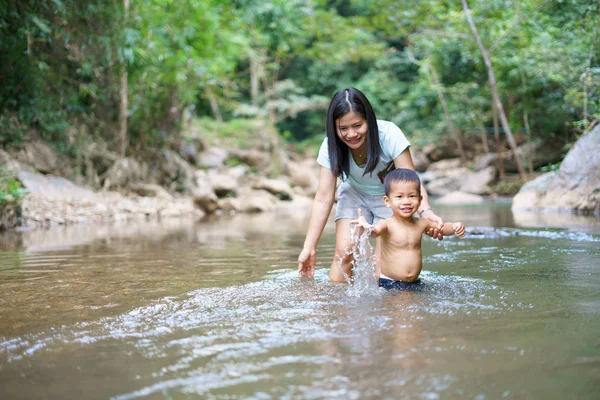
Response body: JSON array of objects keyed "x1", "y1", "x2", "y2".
[{"x1": 1, "y1": 203, "x2": 600, "y2": 399}]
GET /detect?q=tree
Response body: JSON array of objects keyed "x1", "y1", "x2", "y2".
[{"x1": 461, "y1": 0, "x2": 527, "y2": 180}]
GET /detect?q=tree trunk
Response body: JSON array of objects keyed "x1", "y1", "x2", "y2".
[
  {"x1": 206, "y1": 86, "x2": 222, "y2": 122},
  {"x1": 462, "y1": 0, "x2": 527, "y2": 181},
  {"x1": 119, "y1": 0, "x2": 130, "y2": 157},
  {"x1": 250, "y1": 56, "x2": 260, "y2": 107},
  {"x1": 480, "y1": 123, "x2": 489, "y2": 153},
  {"x1": 428, "y1": 64, "x2": 467, "y2": 163},
  {"x1": 523, "y1": 110, "x2": 534, "y2": 173},
  {"x1": 493, "y1": 104, "x2": 506, "y2": 179}
]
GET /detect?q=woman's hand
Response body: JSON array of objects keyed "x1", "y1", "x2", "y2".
[
  {"x1": 422, "y1": 209, "x2": 444, "y2": 241},
  {"x1": 297, "y1": 245, "x2": 316, "y2": 278}
]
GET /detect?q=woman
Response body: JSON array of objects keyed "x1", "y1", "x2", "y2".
[{"x1": 297, "y1": 87, "x2": 443, "y2": 281}]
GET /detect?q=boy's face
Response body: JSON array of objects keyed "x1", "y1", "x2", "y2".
[{"x1": 383, "y1": 180, "x2": 422, "y2": 219}]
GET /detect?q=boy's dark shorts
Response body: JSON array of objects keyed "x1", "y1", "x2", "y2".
[{"x1": 378, "y1": 277, "x2": 424, "y2": 291}]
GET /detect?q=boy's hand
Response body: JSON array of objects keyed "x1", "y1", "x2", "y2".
[
  {"x1": 452, "y1": 222, "x2": 466, "y2": 237},
  {"x1": 350, "y1": 208, "x2": 372, "y2": 230}
]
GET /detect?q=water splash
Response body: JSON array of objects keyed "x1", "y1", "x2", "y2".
[{"x1": 337, "y1": 224, "x2": 380, "y2": 297}]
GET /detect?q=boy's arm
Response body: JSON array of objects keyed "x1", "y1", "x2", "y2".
[{"x1": 350, "y1": 208, "x2": 388, "y2": 237}]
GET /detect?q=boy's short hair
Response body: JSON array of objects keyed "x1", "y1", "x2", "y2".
[{"x1": 384, "y1": 168, "x2": 421, "y2": 195}]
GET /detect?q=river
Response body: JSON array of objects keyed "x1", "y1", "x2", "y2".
[{"x1": 1, "y1": 202, "x2": 599, "y2": 399}]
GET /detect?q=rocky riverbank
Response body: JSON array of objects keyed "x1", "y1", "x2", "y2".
[{"x1": 2, "y1": 123, "x2": 581, "y2": 231}]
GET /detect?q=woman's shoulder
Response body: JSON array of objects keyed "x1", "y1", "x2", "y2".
[{"x1": 377, "y1": 119, "x2": 401, "y2": 135}]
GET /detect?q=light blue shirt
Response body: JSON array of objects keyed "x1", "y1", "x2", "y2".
[{"x1": 316, "y1": 120, "x2": 411, "y2": 196}]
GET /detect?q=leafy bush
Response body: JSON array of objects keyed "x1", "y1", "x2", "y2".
[{"x1": 0, "y1": 170, "x2": 28, "y2": 205}]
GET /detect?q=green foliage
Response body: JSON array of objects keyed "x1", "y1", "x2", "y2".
[
  {"x1": 0, "y1": 170, "x2": 28, "y2": 205},
  {"x1": 1, "y1": 0, "x2": 598, "y2": 162},
  {"x1": 189, "y1": 117, "x2": 272, "y2": 150}
]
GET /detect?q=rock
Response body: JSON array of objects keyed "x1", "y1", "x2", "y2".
[
  {"x1": 436, "y1": 191, "x2": 485, "y2": 205},
  {"x1": 230, "y1": 148, "x2": 270, "y2": 168},
  {"x1": 217, "y1": 197, "x2": 241, "y2": 213},
  {"x1": 512, "y1": 172, "x2": 556, "y2": 209},
  {"x1": 473, "y1": 153, "x2": 498, "y2": 171},
  {"x1": 18, "y1": 141, "x2": 58, "y2": 174},
  {"x1": 503, "y1": 139, "x2": 564, "y2": 173},
  {"x1": 410, "y1": 149, "x2": 430, "y2": 172},
  {"x1": 0, "y1": 150, "x2": 32, "y2": 172},
  {"x1": 425, "y1": 176, "x2": 462, "y2": 196},
  {"x1": 237, "y1": 188, "x2": 279, "y2": 213},
  {"x1": 207, "y1": 173, "x2": 238, "y2": 198},
  {"x1": 178, "y1": 140, "x2": 200, "y2": 166},
  {"x1": 156, "y1": 149, "x2": 196, "y2": 193},
  {"x1": 191, "y1": 186, "x2": 219, "y2": 214},
  {"x1": 251, "y1": 177, "x2": 293, "y2": 200},
  {"x1": 227, "y1": 165, "x2": 249, "y2": 180},
  {"x1": 286, "y1": 160, "x2": 315, "y2": 189},
  {"x1": 129, "y1": 183, "x2": 173, "y2": 200},
  {"x1": 19, "y1": 170, "x2": 99, "y2": 200},
  {"x1": 101, "y1": 158, "x2": 146, "y2": 190},
  {"x1": 422, "y1": 141, "x2": 462, "y2": 161},
  {"x1": 417, "y1": 171, "x2": 436, "y2": 184},
  {"x1": 512, "y1": 125, "x2": 600, "y2": 213},
  {"x1": 427, "y1": 158, "x2": 470, "y2": 178},
  {"x1": 198, "y1": 147, "x2": 229, "y2": 168},
  {"x1": 459, "y1": 166, "x2": 497, "y2": 195},
  {"x1": 0, "y1": 204, "x2": 20, "y2": 231}
]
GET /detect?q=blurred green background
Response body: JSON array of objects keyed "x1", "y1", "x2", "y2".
[{"x1": 1, "y1": 0, "x2": 598, "y2": 161}]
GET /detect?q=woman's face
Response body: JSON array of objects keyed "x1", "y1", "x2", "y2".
[{"x1": 335, "y1": 111, "x2": 368, "y2": 152}]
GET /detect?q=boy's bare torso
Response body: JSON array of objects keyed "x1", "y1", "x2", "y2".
[{"x1": 378, "y1": 217, "x2": 428, "y2": 282}]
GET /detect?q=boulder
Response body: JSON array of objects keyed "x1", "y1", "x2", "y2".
[
  {"x1": 101, "y1": 158, "x2": 146, "y2": 190},
  {"x1": 427, "y1": 158, "x2": 470, "y2": 178},
  {"x1": 0, "y1": 150, "x2": 32, "y2": 172},
  {"x1": 473, "y1": 153, "x2": 498, "y2": 172},
  {"x1": 459, "y1": 166, "x2": 497, "y2": 195},
  {"x1": 191, "y1": 186, "x2": 219, "y2": 214},
  {"x1": 417, "y1": 171, "x2": 436, "y2": 184},
  {"x1": 436, "y1": 191, "x2": 485, "y2": 205},
  {"x1": 251, "y1": 177, "x2": 293, "y2": 200},
  {"x1": 230, "y1": 149, "x2": 270, "y2": 168},
  {"x1": 197, "y1": 147, "x2": 229, "y2": 168},
  {"x1": 129, "y1": 183, "x2": 173, "y2": 200},
  {"x1": 285, "y1": 159, "x2": 319, "y2": 195},
  {"x1": 512, "y1": 172, "x2": 556, "y2": 210},
  {"x1": 217, "y1": 197, "x2": 242, "y2": 213},
  {"x1": 178, "y1": 140, "x2": 200, "y2": 166},
  {"x1": 512, "y1": 125, "x2": 600, "y2": 213},
  {"x1": 237, "y1": 188, "x2": 279, "y2": 213},
  {"x1": 503, "y1": 139, "x2": 564, "y2": 173},
  {"x1": 207, "y1": 173, "x2": 238, "y2": 198},
  {"x1": 18, "y1": 141, "x2": 59, "y2": 174},
  {"x1": 410, "y1": 149, "x2": 430, "y2": 172},
  {"x1": 425, "y1": 176, "x2": 462, "y2": 196}
]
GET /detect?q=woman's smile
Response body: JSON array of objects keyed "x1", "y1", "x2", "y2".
[{"x1": 336, "y1": 111, "x2": 368, "y2": 150}]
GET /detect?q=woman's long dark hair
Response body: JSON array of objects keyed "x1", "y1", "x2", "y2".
[{"x1": 326, "y1": 87, "x2": 381, "y2": 179}]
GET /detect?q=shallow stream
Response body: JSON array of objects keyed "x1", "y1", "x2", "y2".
[{"x1": 1, "y1": 203, "x2": 599, "y2": 399}]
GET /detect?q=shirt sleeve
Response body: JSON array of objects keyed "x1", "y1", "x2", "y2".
[
  {"x1": 316, "y1": 137, "x2": 331, "y2": 169},
  {"x1": 380, "y1": 121, "x2": 410, "y2": 160}
]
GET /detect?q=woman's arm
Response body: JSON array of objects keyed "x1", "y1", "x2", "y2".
[
  {"x1": 393, "y1": 149, "x2": 444, "y2": 239},
  {"x1": 297, "y1": 166, "x2": 337, "y2": 278}
]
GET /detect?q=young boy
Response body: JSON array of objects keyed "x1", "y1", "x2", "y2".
[{"x1": 351, "y1": 168, "x2": 466, "y2": 289}]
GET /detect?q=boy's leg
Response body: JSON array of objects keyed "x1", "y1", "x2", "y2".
[{"x1": 328, "y1": 219, "x2": 355, "y2": 282}]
